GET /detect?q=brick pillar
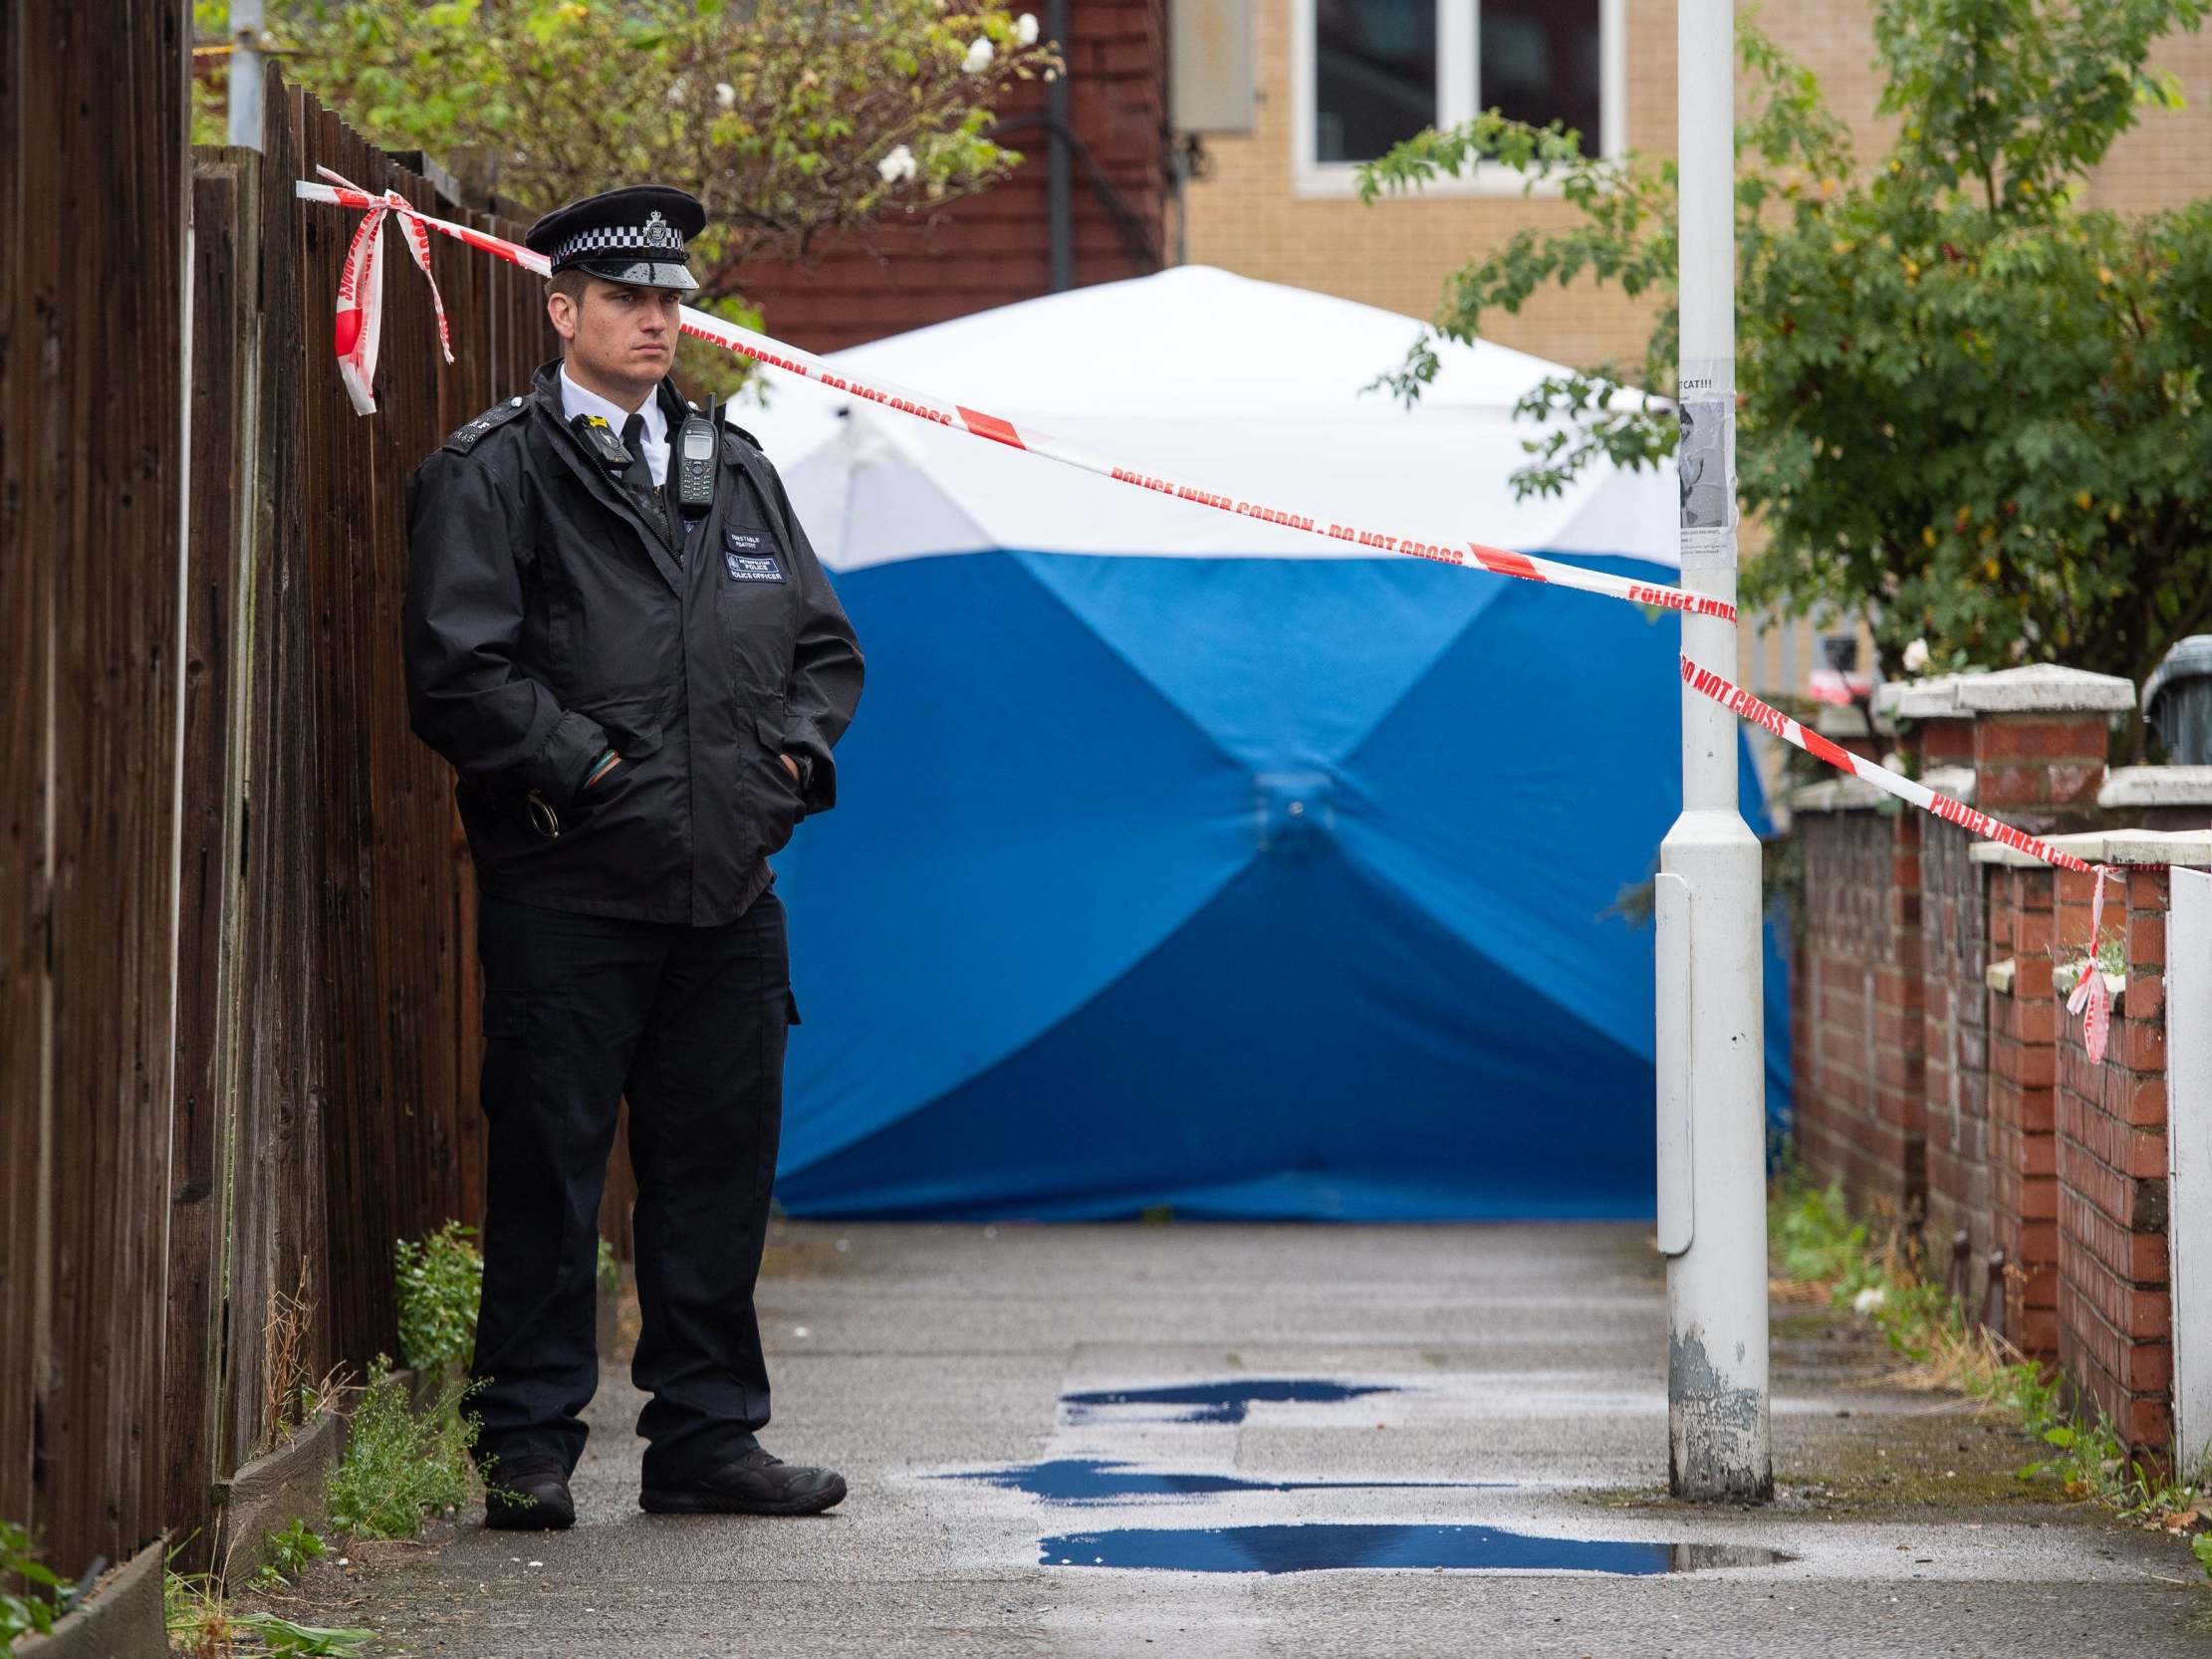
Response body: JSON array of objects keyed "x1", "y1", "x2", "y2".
[
  {"x1": 2055, "y1": 854, "x2": 2178, "y2": 1453},
  {"x1": 1975, "y1": 714, "x2": 2112, "y2": 817},
  {"x1": 1876, "y1": 665, "x2": 2129, "y2": 835}
]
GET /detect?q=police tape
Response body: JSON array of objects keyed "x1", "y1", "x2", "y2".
[
  {"x1": 301, "y1": 173, "x2": 2127, "y2": 1056},
  {"x1": 295, "y1": 172, "x2": 1736, "y2": 625},
  {"x1": 1677, "y1": 657, "x2": 2121, "y2": 1059},
  {"x1": 1677, "y1": 656, "x2": 2097, "y2": 872}
]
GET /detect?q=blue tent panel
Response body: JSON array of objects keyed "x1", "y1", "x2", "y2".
[{"x1": 772, "y1": 551, "x2": 1791, "y2": 1220}]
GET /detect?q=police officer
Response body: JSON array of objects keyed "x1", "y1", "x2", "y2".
[{"x1": 402, "y1": 184, "x2": 863, "y2": 1530}]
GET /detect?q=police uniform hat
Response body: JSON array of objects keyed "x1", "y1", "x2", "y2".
[{"x1": 525, "y1": 184, "x2": 706, "y2": 292}]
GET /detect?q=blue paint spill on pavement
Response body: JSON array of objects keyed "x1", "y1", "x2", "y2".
[
  {"x1": 940, "y1": 1458, "x2": 1506, "y2": 1504},
  {"x1": 1057, "y1": 1379, "x2": 1399, "y2": 1425},
  {"x1": 1038, "y1": 1525, "x2": 1792, "y2": 1575}
]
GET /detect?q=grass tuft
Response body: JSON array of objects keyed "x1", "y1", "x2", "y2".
[{"x1": 326, "y1": 1358, "x2": 480, "y2": 1540}]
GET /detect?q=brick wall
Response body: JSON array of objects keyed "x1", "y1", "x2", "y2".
[
  {"x1": 740, "y1": 0, "x2": 1169, "y2": 351},
  {"x1": 1984, "y1": 860, "x2": 2062, "y2": 1358},
  {"x1": 1790, "y1": 666, "x2": 2209, "y2": 1454},
  {"x1": 1792, "y1": 802, "x2": 1922, "y2": 1214},
  {"x1": 1920, "y1": 816, "x2": 1990, "y2": 1293}
]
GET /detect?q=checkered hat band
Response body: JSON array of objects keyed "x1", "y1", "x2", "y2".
[{"x1": 555, "y1": 223, "x2": 686, "y2": 263}]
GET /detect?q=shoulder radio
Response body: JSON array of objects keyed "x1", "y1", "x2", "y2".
[{"x1": 676, "y1": 396, "x2": 718, "y2": 517}]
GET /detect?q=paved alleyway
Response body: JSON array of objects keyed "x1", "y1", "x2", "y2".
[{"x1": 306, "y1": 1223, "x2": 2208, "y2": 1657}]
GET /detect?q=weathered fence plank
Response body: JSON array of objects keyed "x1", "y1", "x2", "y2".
[{"x1": 0, "y1": 0, "x2": 191, "y2": 1582}]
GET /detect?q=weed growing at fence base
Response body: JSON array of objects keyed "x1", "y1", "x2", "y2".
[
  {"x1": 165, "y1": 1561, "x2": 243, "y2": 1657},
  {"x1": 167, "y1": 1560, "x2": 374, "y2": 1659},
  {"x1": 1769, "y1": 1157, "x2": 2211, "y2": 1583},
  {"x1": 326, "y1": 1360, "x2": 479, "y2": 1540},
  {"x1": 0, "y1": 1521, "x2": 65, "y2": 1655},
  {"x1": 255, "y1": 1520, "x2": 326, "y2": 1589},
  {"x1": 394, "y1": 1222, "x2": 484, "y2": 1372}
]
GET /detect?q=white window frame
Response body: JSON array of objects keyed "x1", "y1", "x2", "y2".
[{"x1": 1290, "y1": 0, "x2": 1626, "y2": 198}]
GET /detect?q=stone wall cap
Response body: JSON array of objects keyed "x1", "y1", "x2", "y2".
[
  {"x1": 1922, "y1": 765, "x2": 1976, "y2": 804},
  {"x1": 1873, "y1": 663, "x2": 2136, "y2": 719},
  {"x1": 2098, "y1": 765, "x2": 2212, "y2": 809},
  {"x1": 2096, "y1": 829, "x2": 2212, "y2": 867},
  {"x1": 1789, "y1": 776, "x2": 1887, "y2": 814},
  {"x1": 1811, "y1": 703, "x2": 1892, "y2": 739},
  {"x1": 1968, "y1": 827, "x2": 2212, "y2": 866},
  {"x1": 1968, "y1": 830, "x2": 2110, "y2": 867}
]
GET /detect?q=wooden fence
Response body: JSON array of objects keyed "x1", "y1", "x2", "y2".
[{"x1": 4, "y1": 43, "x2": 574, "y2": 1586}]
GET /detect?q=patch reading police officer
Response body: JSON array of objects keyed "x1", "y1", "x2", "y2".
[{"x1": 724, "y1": 529, "x2": 786, "y2": 583}]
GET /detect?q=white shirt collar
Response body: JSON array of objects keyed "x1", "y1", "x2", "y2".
[{"x1": 559, "y1": 365, "x2": 667, "y2": 444}]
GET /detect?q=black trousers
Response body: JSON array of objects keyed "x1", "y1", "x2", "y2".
[{"x1": 469, "y1": 885, "x2": 793, "y2": 1485}]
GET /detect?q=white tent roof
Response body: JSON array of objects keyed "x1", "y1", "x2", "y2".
[{"x1": 731, "y1": 265, "x2": 1677, "y2": 573}]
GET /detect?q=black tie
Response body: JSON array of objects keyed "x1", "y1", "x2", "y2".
[
  {"x1": 619, "y1": 411, "x2": 655, "y2": 500},
  {"x1": 614, "y1": 413, "x2": 663, "y2": 542}
]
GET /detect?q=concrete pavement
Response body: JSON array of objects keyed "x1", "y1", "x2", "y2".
[{"x1": 293, "y1": 1222, "x2": 2212, "y2": 1657}]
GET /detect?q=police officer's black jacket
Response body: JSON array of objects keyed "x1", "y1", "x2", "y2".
[{"x1": 402, "y1": 359, "x2": 863, "y2": 925}]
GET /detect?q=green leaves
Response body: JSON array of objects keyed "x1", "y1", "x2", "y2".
[
  {"x1": 262, "y1": 1518, "x2": 329, "y2": 1583},
  {"x1": 239, "y1": 1611, "x2": 377, "y2": 1656},
  {"x1": 1876, "y1": 0, "x2": 2206, "y2": 212},
  {"x1": 393, "y1": 1220, "x2": 483, "y2": 1372},
  {"x1": 0, "y1": 1522, "x2": 65, "y2": 1651},
  {"x1": 1357, "y1": 0, "x2": 2212, "y2": 700},
  {"x1": 208, "y1": 0, "x2": 1059, "y2": 301}
]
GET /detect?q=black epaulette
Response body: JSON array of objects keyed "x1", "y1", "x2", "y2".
[
  {"x1": 720, "y1": 422, "x2": 768, "y2": 461},
  {"x1": 442, "y1": 395, "x2": 531, "y2": 456}
]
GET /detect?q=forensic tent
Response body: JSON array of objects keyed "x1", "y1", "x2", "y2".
[{"x1": 740, "y1": 266, "x2": 1789, "y2": 1221}]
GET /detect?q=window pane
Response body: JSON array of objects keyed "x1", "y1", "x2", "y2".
[
  {"x1": 1479, "y1": 0, "x2": 1602, "y2": 154},
  {"x1": 1315, "y1": 0, "x2": 1438, "y2": 163}
]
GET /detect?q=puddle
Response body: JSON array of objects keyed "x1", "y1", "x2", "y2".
[
  {"x1": 1039, "y1": 1524, "x2": 1793, "y2": 1575},
  {"x1": 1058, "y1": 1379, "x2": 1400, "y2": 1425},
  {"x1": 942, "y1": 1458, "x2": 1505, "y2": 1504}
]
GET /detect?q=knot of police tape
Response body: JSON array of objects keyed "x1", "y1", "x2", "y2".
[
  {"x1": 317, "y1": 167, "x2": 456, "y2": 414},
  {"x1": 297, "y1": 175, "x2": 2123, "y2": 1064},
  {"x1": 2064, "y1": 866, "x2": 2118, "y2": 1066}
]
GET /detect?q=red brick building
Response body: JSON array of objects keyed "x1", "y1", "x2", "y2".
[{"x1": 742, "y1": 1, "x2": 1172, "y2": 352}]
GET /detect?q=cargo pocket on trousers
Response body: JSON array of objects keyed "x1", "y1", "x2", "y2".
[{"x1": 479, "y1": 989, "x2": 532, "y2": 1123}]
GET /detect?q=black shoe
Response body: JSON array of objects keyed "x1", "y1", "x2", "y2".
[
  {"x1": 639, "y1": 1448, "x2": 848, "y2": 1516},
  {"x1": 483, "y1": 1455, "x2": 576, "y2": 1531}
]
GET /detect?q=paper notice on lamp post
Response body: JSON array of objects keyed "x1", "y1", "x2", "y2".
[{"x1": 1677, "y1": 359, "x2": 1735, "y2": 571}]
